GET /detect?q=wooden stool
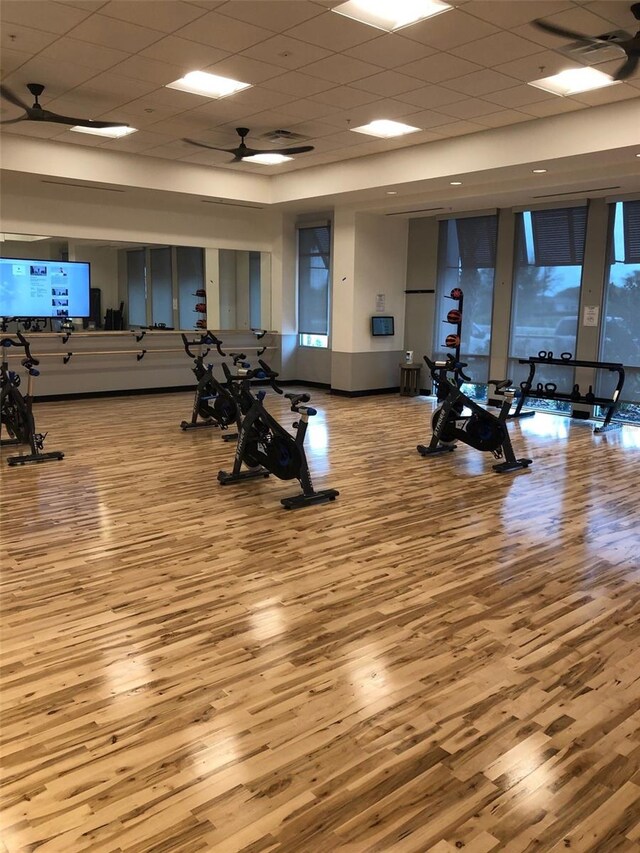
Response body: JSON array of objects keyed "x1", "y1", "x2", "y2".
[{"x1": 399, "y1": 363, "x2": 421, "y2": 397}]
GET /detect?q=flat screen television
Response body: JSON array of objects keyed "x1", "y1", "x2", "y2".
[
  {"x1": 0, "y1": 257, "x2": 91, "y2": 319},
  {"x1": 371, "y1": 315, "x2": 394, "y2": 336}
]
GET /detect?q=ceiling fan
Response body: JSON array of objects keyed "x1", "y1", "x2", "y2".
[
  {"x1": 0, "y1": 82, "x2": 130, "y2": 129},
  {"x1": 183, "y1": 127, "x2": 314, "y2": 162},
  {"x1": 533, "y1": 2, "x2": 640, "y2": 81}
]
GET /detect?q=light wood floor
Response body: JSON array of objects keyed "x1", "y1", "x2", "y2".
[{"x1": 1, "y1": 389, "x2": 639, "y2": 853}]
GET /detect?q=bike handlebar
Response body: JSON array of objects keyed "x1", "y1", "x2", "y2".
[{"x1": 423, "y1": 353, "x2": 471, "y2": 383}]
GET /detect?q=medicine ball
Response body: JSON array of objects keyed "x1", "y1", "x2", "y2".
[
  {"x1": 450, "y1": 287, "x2": 463, "y2": 299},
  {"x1": 445, "y1": 334, "x2": 460, "y2": 348},
  {"x1": 447, "y1": 309, "x2": 462, "y2": 324}
]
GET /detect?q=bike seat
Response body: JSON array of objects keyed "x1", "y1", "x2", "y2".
[{"x1": 488, "y1": 378, "x2": 512, "y2": 392}]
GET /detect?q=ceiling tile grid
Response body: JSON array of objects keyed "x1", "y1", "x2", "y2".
[{"x1": 0, "y1": 0, "x2": 638, "y2": 175}]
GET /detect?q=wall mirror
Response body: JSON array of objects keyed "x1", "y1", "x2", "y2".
[{"x1": 0, "y1": 234, "x2": 272, "y2": 332}]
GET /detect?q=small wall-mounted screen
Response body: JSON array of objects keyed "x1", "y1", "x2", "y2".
[
  {"x1": 0, "y1": 258, "x2": 91, "y2": 318},
  {"x1": 371, "y1": 315, "x2": 395, "y2": 336}
]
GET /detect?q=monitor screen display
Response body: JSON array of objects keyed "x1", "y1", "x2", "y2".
[
  {"x1": 371, "y1": 315, "x2": 394, "y2": 336},
  {"x1": 0, "y1": 258, "x2": 91, "y2": 319}
]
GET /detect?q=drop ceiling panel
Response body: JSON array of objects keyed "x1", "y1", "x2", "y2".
[
  {"x1": 349, "y1": 70, "x2": 426, "y2": 98},
  {"x1": 38, "y1": 36, "x2": 130, "y2": 72},
  {"x1": 173, "y1": 11, "x2": 274, "y2": 52},
  {"x1": 473, "y1": 109, "x2": 534, "y2": 127},
  {"x1": 343, "y1": 33, "x2": 437, "y2": 68},
  {"x1": 450, "y1": 31, "x2": 544, "y2": 67},
  {"x1": 262, "y1": 71, "x2": 335, "y2": 97},
  {"x1": 113, "y1": 55, "x2": 184, "y2": 85},
  {"x1": 584, "y1": 0, "x2": 640, "y2": 28},
  {"x1": 0, "y1": 47, "x2": 33, "y2": 76},
  {"x1": 464, "y1": 1, "x2": 573, "y2": 29},
  {"x1": 215, "y1": 0, "x2": 323, "y2": 32},
  {"x1": 0, "y1": 0, "x2": 92, "y2": 34},
  {"x1": 436, "y1": 97, "x2": 507, "y2": 120},
  {"x1": 494, "y1": 50, "x2": 582, "y2": 82},
  {"x1": 310, "y1": 86, "x2": 380, "y2": 109},
  {"x1": 0, "y1": 23, "x2": 60, "y2": 54},
  {"x1": 302, "y1": 54, "x2": 382, "y2": 85},
  {"x1": 402, "y1": 8, "x2": 499, "y2": 49},
  {"x1": 483, "y1": 83, "x2": 557, "y2": 109},
  {"x1": 101, "y1": 1, "x2": 205, "y2": 32},
  {"x1": 68, "y1": 13, "x2": 164, "y2": 52},
  {"x1": 4, "y1": 56, "x2": 102, "y2": 96},
  {"x1": 284, "y1": 11, "x2": 379, "y2": 52},
  {"x1": 394, "y1": 84, "x2": 468, "y2": 109},
  {"x1": 399, "y1": 108, "x2": 458, "y2": 129},
  {"x1": 239, "y1": 35, "x2": 332, "y2": 70},
  {"x1": 139, "y1": 35, "x2": 229, "y2": 68},
  {"x1": 206, "y1": 54, "x2": 286, "y2": 85},
  {"x1": 320, "y1": 98, "x2": 422, "y2": 128},
  {"x1": 443, "y1": 68, "x2": 521, "y2": 96},
  {"x1": 397, "y1": 53, "x2": 484, "y2": 83}
]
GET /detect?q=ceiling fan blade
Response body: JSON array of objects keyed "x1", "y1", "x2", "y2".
[
  {"x1": 275, "y1": 145, "x2": 315, "y2": 156},
  {"x1": 0, "y1": 116, "x2": 27, "y2": 125},
  {"x1": 533, "y1": 18, "x2": 605, "y2": 46},
  {"x1": 0, "y1": 84, "x2": 31, "y2": 111},
  {"x1": 183, "y1": 137, "x2": 236, "y2": 153},
  {"x1": 39, "y1": 111, "x2": 129, "y2": 128},
  {"x1": 613, "y1": 52, "x2": 639, "y2": 80}
]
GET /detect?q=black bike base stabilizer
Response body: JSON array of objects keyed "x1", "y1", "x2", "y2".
[
  {"x1": 280, "y1": 488, "x2": 339, "y2": 510},
  {"x1": 180, "y1": 419, "x2": 219, "y2": 431},
  {"x1": 217, "y1": 467, "x2": 270, "y2": 484},
  {"x1": 416, "y1": 443, "x2": 455, "y2": 456},
  {"x1": 7, "y1": 450, "x2": 64, "y2": 466},
  {"x1": 492, "y1": 457, "x2": 532, "y2": 474}
]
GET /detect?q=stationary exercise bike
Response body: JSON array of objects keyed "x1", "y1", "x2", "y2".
[
  {"x1": 1, "y1": 331, "x2": 64, "y2": 466},
  {"x1": 180, "y1": 332, "x2": 241, "y2": 441},
  {"x1": 417, "y1": 354, "x2": 532, "y2": 473},
  {"x1": 217, "y1": 359, "x2": 339, "y2": 509}
]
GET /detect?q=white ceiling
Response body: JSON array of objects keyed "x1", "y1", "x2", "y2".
[{"x1": 1, "y1": 0, "x2": 640, "y2": 180}]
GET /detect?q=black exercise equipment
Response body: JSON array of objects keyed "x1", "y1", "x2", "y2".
[
  {"x1": 418, "y1": 355, "x2": 532, "y2": 474},
  {"x1": 217, "y1": 359, "x2": 339, "y2": 509},
  {"x1": 510, "y1": 355, "x2": 625, "y2": 433},
  {"x1": 434, "y1": 288, "x2": 464, "y2": 401},
  {"x1": 1, "y1": 331, "x2": 64, "y2": 466},
  {"x1": 180, "y1": 332, "x2": 240, "y2": 440}
]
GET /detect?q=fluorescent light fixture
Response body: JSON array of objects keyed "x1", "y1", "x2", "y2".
[
  {"x1": 0, "y1": 233, "x2": 51, "y2": 242},
  {"x1": 70, "y1": 125, "x2": 137, "y2": 138},
  {"x1": 241, "y1": 153, "x2": 292, "y2": 165},
  {"x1": 351, "y1": 119, "x2": 420, "y2": 138},
  {"x1": 386, "y1": 190, "x2": 398, "y2": 195},
  {"x1": 528, "y1": 67, "x2": 617, "y2": 96},
  {"x1": 532, "y1": 168, "x2": 547, "y2": 173},
  {"x1": 166, "y1": 70, "x2": 251, "y2": 99},
  {"x1": 450, "y1": 181, "x2": 463, "y2": 186},
  {"x1": 332, "y1": 0, "x2": 452, "y2": 31}
]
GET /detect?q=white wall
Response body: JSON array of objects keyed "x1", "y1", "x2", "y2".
[
  {"x1": 353, "y1": 212, "x2": 408, "y2": 352},
  {"x1": 68, "y1": 242, "x2": 120, "y2": 320}
]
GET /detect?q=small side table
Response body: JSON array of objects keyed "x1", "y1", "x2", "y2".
[{"x1": 399, "y1": 363, "x2": 421, "y2": 397}]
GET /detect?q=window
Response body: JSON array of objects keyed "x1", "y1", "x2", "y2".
[
  {"x1": 150, "y1": 247, "x2": 173, "y2": 327},
  {"x1": 508, "y1": 207, "x2": 586, "y2": 412},
  {"x1": 298, "y1": 224, "x2": 330, "y2": 348},
  {"x1": 433, "y1": 215, "x2": 497, "y2": 396},
  {"x1": 597, "y1": 200, "x2": 640, "y2": 423}
]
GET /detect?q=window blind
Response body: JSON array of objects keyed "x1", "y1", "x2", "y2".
[
  {"x1": 455, "y1": 215, "x2": 497, "y2": 268},
  {"x1": 531, "y1": 207, "x2": 587, "y2": 266},
  {"x1": 623, "y1": 199, "x2": 640, "y2": 264},
  {"x1": 298, "y1": 225, "x2": 330, "y2": 336}
]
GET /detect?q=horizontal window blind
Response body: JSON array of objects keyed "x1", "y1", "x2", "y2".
[
  {"x1": 531, "y1": 207, "x2": 587, "y2": 266},
  {"x1": 455, "y1": 215, "x2": 497, "y2": 268},
  {"x1": 623, "y1": 199, "x2": 640, "y2": 264},
  {"x1": 298, "y1": 225, "x2": 330, "y2": 337}
]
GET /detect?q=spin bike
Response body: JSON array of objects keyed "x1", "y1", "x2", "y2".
[
  {"x1": 417, "y1": 355, "x2": 531, "y2": 474},
  {"x1": 217, "y1": 359, "x2": 339, "y2": 509},
  {"x1": 1, "y1": 331, "x2": 64, "y2": 466},
  {"x1": 180, "y1": 332, "x2": 242, "y2": 441}
]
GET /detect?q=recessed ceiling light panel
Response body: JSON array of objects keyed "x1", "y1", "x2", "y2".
[
  {"x1": 241, "y1": 153, "x2": 292, "y2": 165},
  {"x1": 70, "y1": 125, "x2": 137, "y2": 138},
  {"x1": 166, "y1": 71, "x2": 251, "y2": 99},
  {"x1": 528, "y1": 67, "x2": 617, "y2": 96},
  {"x1": 532, "y1": 168, "x2": 547, "y2": 173},
  {"x1": 332, "y1": 0, "x2": 452, "y2": 32},
  {"x1": 351, "y1": 119, "x2": 420, "y2": 138}
]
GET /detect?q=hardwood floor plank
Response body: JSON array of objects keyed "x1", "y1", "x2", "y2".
[{"x1": 1, "y1": 390, "x2": 639, "y2": 851}]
